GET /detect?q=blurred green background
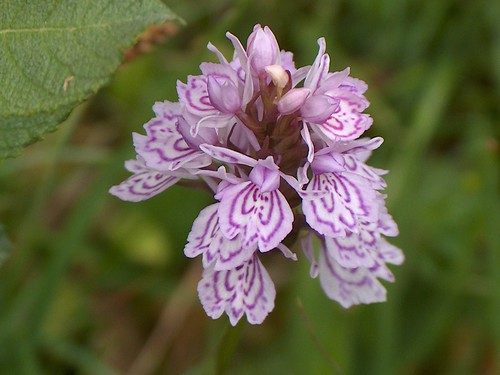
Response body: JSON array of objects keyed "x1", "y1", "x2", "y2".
[{"x1": 0, "y1": 0, "x2": 499, "y2": 374}]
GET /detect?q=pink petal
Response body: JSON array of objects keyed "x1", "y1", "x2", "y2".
[
  {"x1": 318, "y1": 247, "x2": 387, "y2": 308},
  {"x1": 248, "y1": 157, "x2": 280, "y2": 193},
  {"x1": 184, "y1": 203, "x2": 220, "y2": 258},
  {"x1": 336, "y1": 137, "x2": 384, "y2": 157},
  {"x1": 301, "y1": 232, "x2": 319, "y2": 278},
  {"x1": 316, "y1": 68, "x2": 350, "y2": 95},
  {"x1": 340, "y1": 76, "x2": 368, "y2": 95},
  {"x1": 318, "y1": 93, "x2": 372, "y2": 140},
  {"x1": 324, "y1": 232, "x2": 376, "y2": 269},
  {"x1": 200, "y1": 144, "x2": 256, "y2": 167},
  {"x1": 150, "y1": 101, "x2": 182, "y2": 130},
  {"x1": 247, "y1": 25, "x2": 280, "y2": 75},
  {"x1": 218, "y1": 181, "x2": 293, "y2": 252},
  {"x1": 342, "y1": 155, "x2": 387, "y2": 190},
  {"x1": 133, "y1": 132, "x2": 210, "y2": 172},
  {"x1": 304, "y1": 38, "x2": 329, "y2": 91},
  {"x1": 207, "y1": 42, "x2": 229, "y2": 64},
  {"x1": 177, "y1": 75, "x2": 214, "y2": 118},
  {"x1": 377, "y1": 238, "x2": 404, "y2": 265},
  {"x1": 207, "y1": 76, "x2": 241, "y2": 114},
  {"x1": 318, "y1": 114, "x2": 371, "y2": 141},
  {"x1": 207, "y1": 233, "x2": 256, "y2": 270},
  {"x1": 197, "y1": 255, "x2": 276, "y2": 325},
  {"x1": 109, "y1": 160, "x2": 179, "y2": 202},
  {"x1": 332, "y1": 172, "x2": 378, "y2": 222},
  {"x1": 302, "y1": 174, "x2": 358, "y2": 237},
  {"x1": 185, "y1": 203, "x2": 256, "y2": 270},
  {"x1": 277, "y1": 88, "x2": 311, "y2": 115}
]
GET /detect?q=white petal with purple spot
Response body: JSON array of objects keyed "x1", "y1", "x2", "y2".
[
  {"x1": 134, "y1": 133, "x2": 210, "y2": 172},
  {"x1": 302, "y1": 172, "x2": 378, "y2": 237},
  {"x1": 324, "y1": 232, "x2": 376, "y2": 269},
  {"x1": 218, "y1": 181, "x2": 293, "y2": 251},
  {"x1": 318, "y1": 247, "x2": 387, "y2": 308},
  {"x1": 302, "y1": 174, "x2": 357, "y2": 237},
  {"x1": 197, "y1": 255, "x2": 276, "y2": 325},
  {"x1": 317, "y1": 92, "x2": 372, "y2": 140},
  {"x1": 185, "y1": 203, "x2": 256, "y2": 270},
  {"x1": 177, "y1": 75, "x2": 215, "y2": 118},
  {"x1": 185, "y1": 203, "x2": 220, "y2": 258},
  {"x1": 342, "y1": 155, "x2": 387, "y2": 190},
  {"x1": 109, "y1": 160, "x2": 179, "y2": 202}
]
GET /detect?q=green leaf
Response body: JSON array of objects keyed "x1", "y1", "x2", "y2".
[
  {"x1": 0, "y1": 225, "x2": 12, "y2": 267},
  {"x1": 0, "y1": 0, "x2": 180, "y2": 159},
  {"x1": 215, "y1": 322, "x2": 245, "y2": 374}
]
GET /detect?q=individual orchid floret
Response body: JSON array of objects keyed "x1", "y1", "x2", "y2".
[
  {"x1": 317, "y1": 243, "x2": 388, "y2": 308},
  {"x1": 177, "y1": 63, "x2": 244, "y2": 134},
  {"x1": 110, "y1": 24, "x2": 403, "y2": 326},
  {"x1": 300, "y1": 38, "x2": 373, "y2": 141},
  {"x1": 212, "y1": 156, "x2": 294, "y2": 252},
  {"x1": 302, "y1": 230, "x2": 403, "y2": 308},
  {"x1": 301, "y1": 144, "x2": 381, "y2": 238}
]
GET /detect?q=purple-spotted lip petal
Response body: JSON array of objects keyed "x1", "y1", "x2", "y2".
[
  {"x1": 324, "y1": 233, "x2": 376, "y2": 269},
  {"x1": 186, "y1": 203, "x2": 259, "y2": 271},
  {"x1": 217, "y1": 179, "x2": 293, "y2": 252},
  {"x1": 318, "y1": 246, "x2": 387, "y2": 308},
  {"x1": 197, "y1": 254, "x2": 276, "y2": 325}
]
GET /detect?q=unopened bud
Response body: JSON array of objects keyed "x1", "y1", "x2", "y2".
[
  {"x1": 247, "y1": 25, "x2": 280, "y2": 76},
  {"x1": 277, "y1": 88, "x2": 311, "y2": 115},
  {"x1": 300, "y1": 94, "x2": 339, "y2": 124},
  {"x1": 207, "y1": 76, "x2": 242, "y2": 114}
]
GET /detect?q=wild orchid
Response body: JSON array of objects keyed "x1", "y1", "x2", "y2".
[{"x1": 110, "y1": 24, "x2": 403, "y2": 325}]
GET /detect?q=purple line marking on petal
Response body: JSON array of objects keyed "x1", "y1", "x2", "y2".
[
  {"x1": 323, "y1": 250, "x2": 371, "y2": 288},
  {"x1": 127, "y1": 174, "x2": 178, "y2": 197}
]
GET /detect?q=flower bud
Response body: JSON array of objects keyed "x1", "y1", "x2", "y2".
[
  {"x1": 249, "y1": 157, "x2": 280, "y2": 193},
  {"x1": 300, "y1": 94, "x2": 339, "y2": 124},
  {"x1": 207, "y1": 76, "x2": 242, "y2": 114},
  {"x1": 311, "y1": 152, "x2": 345, "y2": 175},
  {"x1": 247, "y1": 25, "x2": 280, "y2": 76},
  {"x1": 277, "y1": 88, "x2": 311, "y2": 115}
]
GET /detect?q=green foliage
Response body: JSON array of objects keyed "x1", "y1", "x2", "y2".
[
  {"x1": 0, "y1": 225, "x2": 12, "y2": 267},
  {"x1": 0, "y1": 0, "x2": 179, "y2": 159}
]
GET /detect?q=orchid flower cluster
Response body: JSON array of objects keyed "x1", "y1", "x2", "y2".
[{"x1": 110, "y1": 25, "x2": 403, "y2": 325}]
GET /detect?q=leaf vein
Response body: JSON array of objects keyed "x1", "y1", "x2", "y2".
[
  {"x1": 1, "y1": 42, "x2": 55, "y2": 101},
  {"x1": 0, "y1": 16, "x2": 162, "y2": 35}
]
